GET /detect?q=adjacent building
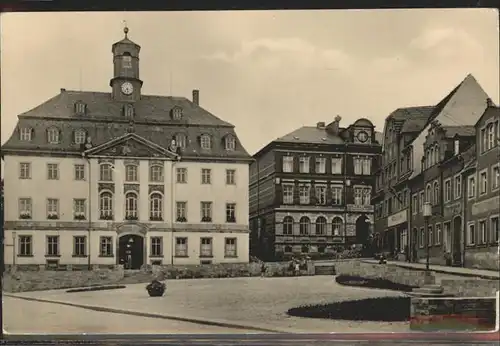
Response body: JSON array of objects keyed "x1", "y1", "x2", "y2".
[
  {"x1": 249, "y1": 117, "x2": 382, "y2": 261},
  {"x1": 1, "y1": 27, "x2": 252, "y2": 270},
  {"x1": 373, "y1": 73, "x2": 499, "y2": 270}
]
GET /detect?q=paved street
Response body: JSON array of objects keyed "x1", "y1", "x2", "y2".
[
  {"x1": 6, "y1": 276, "x2": 408, "y2": 333},
  {"x1": 3, "y1": 296, "x2": 253, "y2": 334}
]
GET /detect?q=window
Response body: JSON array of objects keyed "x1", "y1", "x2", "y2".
[
  {"x1": 299, "y1": 185, "x2": 310, "y2": 204},
  {"x1": 363, "y1": 188, "x2": 371, "y2": 205},
  {"x1": 412, "y1": 194, "x2": 418, "y2": 215},
  {"x1": 433, "y1": 181, "x2": 439, "y2": 204},
  {"x1": 427, "y1": 226, "x2": 433, "y2": 247},
  {"x1": 171, "y1": 107, "x2": 182, "y2": 120},
  {"x1": 47, "y1": 163, "x2": 59, "y2": 180},
  {"x1": 468, "y1": 175, "x2": 476, "y2": 198},
  {"x1": 46, "y1": 236, "x2": 59, "y2": 256},
  {"x1": 18, "y1": 198, "x2": 32, "y2": 219},
  {"x1": 125, "y1": 165, "x2": 138, "y2": 182},
  {"x1": 467, "y1": 222, "x2": 476, "y2": 246},
  {"x1": 149, "y1": 193, "x2": 163, "y2": 221},
  {"x1": 150, "y1": 237, "x2": 163, "y2": 257},
  {"x1": 201, "y1": 168, "x2": 211, "y2": 184},
  {"x1": 315, "y1": 157, "x2": 326, "y2": 173},
  {"x1": 200, "y1": 135, "x2": 211, "y2": 149},
  {"x1": 73, "y1": 236, "x2": 86, "y2": 257},
  {"x1": 283, "y1": 216, "x2": 293, "y2": 235},
  {"x1": 99, "y1": 192, "x2": 113, "y2": 219},
  {"x1": 354, "y1": 188, "x2": 363, "y2": 206},
  {"x1": 122, "y1": 54, "x2": 132, "y2": 68},
  {"x1": 47, "y1": 128, "x2": 60, "y2": 144},
  {"x1": 74, "y1": 164, "x2": 85, "y2": 180},
  {"x1": 47, "y1": 198, "x2": 59, "y2": 219},
  {"x1": 124, "y1": 104, "x2": 134, "y2": 118},
  {"x1": 99, "y1": 236, "x2": 113, "y2": 256},
  {"x1": 125, "y1": 192, "x2": 138, "y2": 219},
  {"x1": 492, "y1": 165, "x2": 499, "y2": 190},
  {"x1": 176, "y1": 201, "x2": 187, "y2": 222},
  {"x1": 443, "y1": 222, "x2": 451, "y2": 252},
  {"x1": 454, "y1": 139, "x2": 460, "y2": 155},
  {"x1": 283, "y1": 185, "x2": 294, "y2": 204},
  {"x1": 425, "y1": 184, "x2": 432, "y2": 204},
  {"x1": 419, "y1": 191, "x2": 424, "y2": 212},
  {"x1": 73, "y1": 198, "x2": 86, "y2": 220},
  {"x1": 226, "y1": 203, "x2": 236, "y2": 223},
  {"x1": 331, "y1": 186, "x2": 343, "y2": 205},
  {"x1": 175, "y1": 237, "x2": 188, "y2": 257},
  {"x1": 487, "y1": 123, "x2": 495, "y2": 150},
  {"x1": 454, "y1": 175, "x2": 462, "y2": 199},
  {"x1": 201, "y1": 202, "x2": 212, "y2": 222},
  {"x1": 354, "y1": 157, "x2": 371, "y2": 175},
  {"x1": 331, "y1": 157, "x2": 342, "y2": 174},
  {"x1": 419, "y1": 228, "x2": 425, "y2": 248},
  {"x1": 435, "y1": 224, "x2": 442, "y2": 245},
  {"x1": 175, "y1": 133, "x2": 187, "y2": 148},
  {"x1": 479, "y1": 170, "x2": 487, "y2": 195},
  {"x1": 315, "y1": 216, "x2": 327, "y2": 235},
  {"x1": 74, "y1": 129, "x2": 86, "y2": 144},
  {"x1": 18, "y1": 235, "x2": 32, "y2": 256},
  {"x1": 200, "y1": 238, "x2": 213, "y2": 257},
  {"x1": 20, "y1": 128, "x2": 33, "y2": 141},
  {"x1": 149, "y1": 165, "x2": 164, "y2": 182},
  {"x1": 19, "y1": 162, "x2": 31, "y2": 179},
  {"x1": 75, "y1": 102, "x2": 86, "y2": 114},
  {"x1": 479, "y1": 220, "x2": 487, "y2": 244},
  {"x1": 282, "y1": 156, "x2": 294, "y2": 172},
  {"x1": 299, "y1": 216, "x2": 310, "y2": 235},
  {"x1": 491, "y1": 216, "x2": 499, "y2": 243},
  {"x1": 315, "y1": 185, "x2": 327, "y2": 205},
  {"x1": 226, "y1": 169, "x2": 236, "y2": 185},
  {"x1": 225, "y1": 136, "x2": 236, "y2": 150},
  {"x1": 444, "y1": 179, "x2": 451, "y2": 202},
  {"x1": 100, "y1": 163, "x2": 113, "y2": 182},
  {"x1": 299, "y1": 157, "x2": 310, "y2": 173},
  {"x1": 332, "y1": 217, "x2": 343, "y2": 236},
  {"x1": 224, "y1": 238, "x2": 237, "y2": 257},
  {"x1": 176, "y1": 168, "x2": 187, "y2": 184}
]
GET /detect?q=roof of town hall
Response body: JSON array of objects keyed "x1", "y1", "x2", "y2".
[{"x1": 1, "y1": 89, "x2": 252, "y2": 161}]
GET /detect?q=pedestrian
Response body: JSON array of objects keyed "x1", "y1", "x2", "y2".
[
  {"x1": 294, "y1": 262, "x2": 300, "y2": 276},
  {"x1": 260, "y1": 262, "x2": 267, "y2": 278}
]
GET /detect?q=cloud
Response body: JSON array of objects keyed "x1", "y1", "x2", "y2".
[{"x1": 202, "y1": 37, "x2": 352, "y2": 71}]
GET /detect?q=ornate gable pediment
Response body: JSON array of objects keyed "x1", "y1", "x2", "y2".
[{"x1": 85, "y1": 133, "x2": 178, "y2": 159}]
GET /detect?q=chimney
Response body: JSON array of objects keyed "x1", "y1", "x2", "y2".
[
  {"x1": 192, "y1": 89, "x2": 199, "y2": 106},
  {"x1": 60, "y1": 88, "x2": 66, "y2": 93},
  {"x1": 326, "y1": 115, "x2": 342, "y2": 135},
  {"x1": 486, "y1": 98, "x2": 494, "y2": 107},
  {"x1": 316, "y1": 122, "x2": 326, "y2": 129}
]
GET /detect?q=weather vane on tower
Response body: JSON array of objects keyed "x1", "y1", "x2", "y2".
[{"x1": 123, "y1": 20, "x2": 129, "y2": 38}]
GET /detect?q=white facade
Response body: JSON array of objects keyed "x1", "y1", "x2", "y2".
[{"x1": 3, "y1": 153, "x2": 250, "y2": 267}]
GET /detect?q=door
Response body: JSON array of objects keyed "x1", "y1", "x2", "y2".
[{"x1": 118, "y1": 235, "x2": 144, "y2": 270}]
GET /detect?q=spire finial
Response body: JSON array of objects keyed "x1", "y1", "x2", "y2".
[{"x1": 123, "y1": 20, "x2": 129, "y2": 38}]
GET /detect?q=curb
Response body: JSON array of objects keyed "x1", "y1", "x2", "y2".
[{"x1": 4, "y1": 294, "x2": 285, "y2": 333}]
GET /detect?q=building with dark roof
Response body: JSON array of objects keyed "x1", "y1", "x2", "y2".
[
  {"x1": 372, "y1": 73, "x2": 497, "y2": 268},
  {"x1": 249, "y1": 116, "x2": 382, "y2": 261},
  {"x1": 1, "y1": 27, "x2": 253, "y2": 269}
]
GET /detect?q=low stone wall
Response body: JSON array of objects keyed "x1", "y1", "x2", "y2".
[
  {"x1": 151, "y1": 261, "x2": 315, "y2": 280},
  {"x1": 3, "y1": 266, "x2": 125, "y2": 293},
  {"x1": 334, "y1": 260, "x2": 431, "y2": 287},
  {"x1": 410, "y1": 297, "x2": 497, "y2": 331},
  {"x1": 441, "y1": 279, "x2": 500, "y2": 297},
  {"x1": 464, "y1": 246, "x2": 500, "y2": 271}
]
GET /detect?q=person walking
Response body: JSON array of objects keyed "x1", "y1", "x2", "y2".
[
  {"x1": 294, "y1": 261, "x2": 300, "y2": 276},
  {"x1": 260, "y1": 262, "x2": 267, "y2": 278}
]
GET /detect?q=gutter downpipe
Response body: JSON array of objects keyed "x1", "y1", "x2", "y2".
[{"x1": 83, "y1": 153, "x2": 92, "y2": 270}]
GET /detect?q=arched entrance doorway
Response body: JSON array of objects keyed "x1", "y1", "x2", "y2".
[
  {"x1": 355, "y1": 215, "x2": 370, "y2": 245},
  {"x1": 118, "y1": 234, "x2": 144, "y2": 270},
  {"x1": 452, "y1": 216, "x2": 462, "y2": 266}
]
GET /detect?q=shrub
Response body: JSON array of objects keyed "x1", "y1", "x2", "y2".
[
  {"x1": 335, "y1": 275, "x2": 416, "y2": 292},
  {"x1": 146, "y1": 280, "x2": 166, "y2": 297}
]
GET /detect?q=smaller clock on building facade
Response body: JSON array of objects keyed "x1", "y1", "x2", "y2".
[
  {"x1": 121, "y1": 82, "x2": 134, "y2": 95},
  {"x1": 357, "y1": 131, "x2": 369, "y2": 143}
]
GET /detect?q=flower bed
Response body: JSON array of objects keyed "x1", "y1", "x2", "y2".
[
  {"x1": 335, "y1": 274, "x2": 417, "y2": 292},
  {"x1": 287, "y1": 296, "x2": 410, "y2": 321},
  {"x1": 66, "y1": 285, "x2": 126, "y2": 293}
]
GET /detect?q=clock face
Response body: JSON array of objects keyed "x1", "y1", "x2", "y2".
[
  {"x1": 357, "y1": 131, "x2": 369, "y2": 143},
  {"x1": 121, "y1": 82, "x2": 134, "y2": 95}
]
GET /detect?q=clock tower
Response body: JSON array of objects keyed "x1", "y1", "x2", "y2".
[{"x1": 110, "y1": 26, "x2": 143, "y2": 102}]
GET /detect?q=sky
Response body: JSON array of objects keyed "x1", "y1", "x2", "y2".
[{"x1": 1, "y1": 10, "x2": 499, "y2": 158}]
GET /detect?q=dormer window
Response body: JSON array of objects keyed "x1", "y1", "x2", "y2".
[
  {"x1": 123, "y1": 104, "x2": 134, "y2": 118},
  {"x1": 174, "y1": 133, "x2": 187, "y2": 148},
  {"x1": 122, "y1": 52, "x2": 132, "y2": 69},
  {"x1": 224, "y1": 135, "x2": 236, "y2": 151},
  {"x1": 454, "y1": 139, "x2": 460, "y2": 155},
  {"x1": 200, "y1": 134, "x2": 211, "y2": 150},
  {"x1": 74, "y1": 129, "x2": 87, "y2": 144},
  {"x1": 171, "y1": 106, "x2": 183, "y2": 120},
  {"x1": 47, "y1": 127, "x2": 60, "y2": 144},
  {"x1": 19, "y1": 127, "x2": 33, "y2": 141},
  {"x1": 75, "y1": 102, "x2": 87, "y2": 115}
]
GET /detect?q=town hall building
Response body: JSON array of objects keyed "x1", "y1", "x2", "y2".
[{"x1": 1, "y1": 27, "x2": 252, "y2": 270}]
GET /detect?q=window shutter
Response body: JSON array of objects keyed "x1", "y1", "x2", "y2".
[
  {"x1": 310, "y1": 183, "x2": 316, "y2": 205},
  {"x1": 293, "y1": 180, "x2": 300, "y2": 204},
  {"x1": 326, "y1": 185, "x2": 332, "y2": 205},
  {"x1": 275, "y1": 183, "x2": 283, "y2": 205}
]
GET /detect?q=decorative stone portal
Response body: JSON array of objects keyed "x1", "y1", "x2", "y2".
[{"x1": 118, "y1": 234, "x2": 144, "y2": 270}]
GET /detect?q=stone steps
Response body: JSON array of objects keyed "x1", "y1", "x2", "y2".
[{"x1": 314, "y1": 265, "x2": 336, "y2": 276}]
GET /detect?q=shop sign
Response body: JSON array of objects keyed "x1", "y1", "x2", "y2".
[{"x1": 387, "y1": 209, "x2": 408, "y2": 227}]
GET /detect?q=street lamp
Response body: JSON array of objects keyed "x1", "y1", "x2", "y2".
[{"x1": 422, "y1": 202, "x2": 432, "y2": 277}]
